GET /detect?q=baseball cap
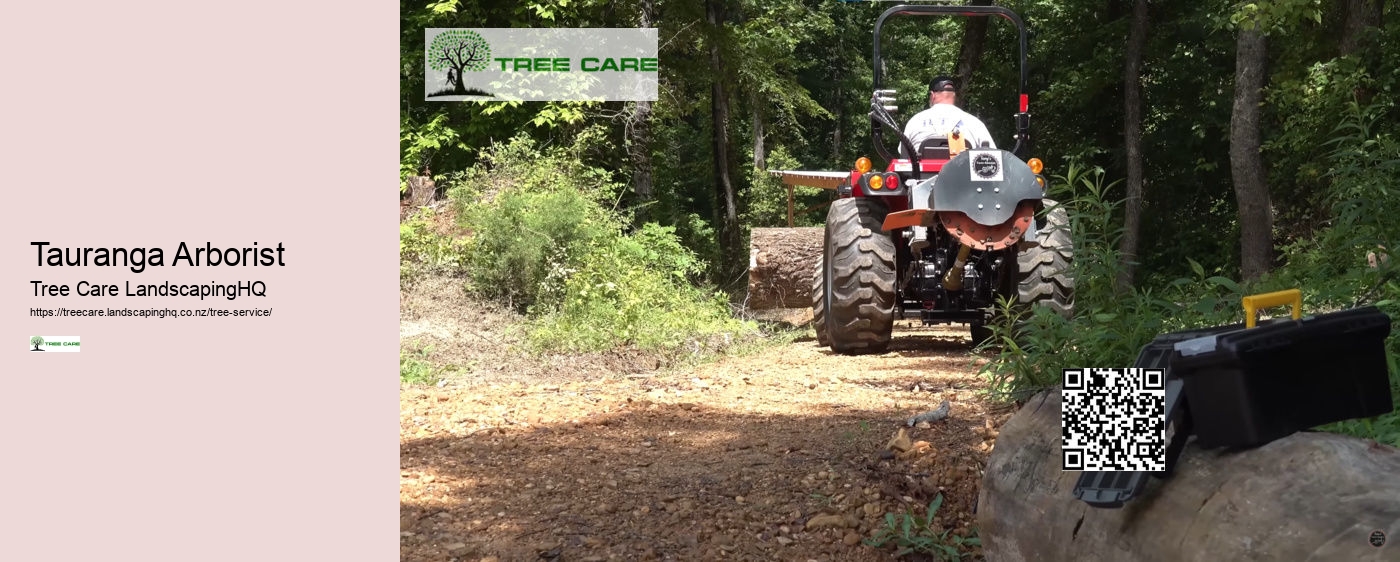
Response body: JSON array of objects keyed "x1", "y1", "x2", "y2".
[{"x1": 928, "y1": 75, "x2": 957, "y2": 94}]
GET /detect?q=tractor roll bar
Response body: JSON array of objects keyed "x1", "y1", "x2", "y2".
[{"x1": 871, "y1": 4, "x2": 1031, "y2": 160}]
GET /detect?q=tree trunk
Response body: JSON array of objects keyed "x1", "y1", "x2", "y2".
[
  {"x1": 831, "y1": 103, "x2": 843, "y2": 162},
  {"x1": 708, "y1": 0, "x2": 741, "y2": 278},
  {"x1": 452, "y1": 66, "x2": 466, "y2": 94},
  {"x1": 1229, "y1": 28, "x2": 1273, "y2": 281},
  {"x1": 954, "y1": 0, "x2": 993, "y2": 95},
  {"x1": 629, "y1": 0, "x2": 657, "y2": 222},
  {"x1": 1117, "y1": 0, "x2": 1149, "y2": 292},
  {"x1": 752, "y1": 101, "x2": 766, "y2": 170},
  {"x1": 1339, "y1": 0, "x2": 1384, "y2": 104},
  {"x1": 1340, "y1": 0, "x2": 1384, "y2": 56},
  {"x1": 746, "y1": 227, "x2": 824, "y2": 310},
  {"x1": 978, "y1": 390, "x2": 1400, "y2": 562}
]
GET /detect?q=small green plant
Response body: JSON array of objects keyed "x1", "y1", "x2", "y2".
[
  {"x1": 864, "y1": 494, "x2": 980, "y2": 560},
  {"x1": 400, "y1": 345, "x2": 437, "y2": 385},
  {"x1": 400, "y1": 209, "x2": 469, "y2": 285}
]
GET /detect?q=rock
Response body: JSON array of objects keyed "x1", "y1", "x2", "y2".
[
  {"x1": 885, "y1": 428, "x2": 913, "y2": 453},
  {"x1": 443, "y1": 542, "x2": 470, "y2": 556},
  {"x1": 980, "y1": 390, "x2": 1400, "y2": 562},
  {"x1": 905, "y1": 400, "x2": 951, "y2": 426},
  {"x1": 843, "y1": 532, "x2": 862, "y2": 546},
  {"x1": 806, "y1": 513, "x2": 856, "y2": 530},
  {"x1": 862, "y1": 502, "x2": 883, "y2": 518}
]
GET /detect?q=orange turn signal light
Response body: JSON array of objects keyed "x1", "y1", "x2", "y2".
[
  {"x1": 869, "y1": 174, "x2": 884, "y2": 190},
  {"x1": 1027, "y1": 158, "x2": 1044, "y2": 174},
  {"x1": 855, "y1": 157, "x2": 872, "y2": 173}
]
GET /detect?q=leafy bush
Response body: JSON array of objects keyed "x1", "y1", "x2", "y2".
[
  {"x1": 742, "y1": 145, "x2": 828, "y2": 228},
  {"x1": 530, "y1": 223, "x2": 751, "y2": 353},
  {"x1": 444, "y1": 134, "x2": 756, "y2": 355},
  {"x1": 399, "y1": 208, "x2": 469, "y2": 285},
  {"x1": 451, "y1": 136, "x2": 625, "y2": 312}
]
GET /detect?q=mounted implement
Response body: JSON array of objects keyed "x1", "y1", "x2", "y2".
[{"x1": 753, "y1": 4, "x2": 1073, "y2": 353}]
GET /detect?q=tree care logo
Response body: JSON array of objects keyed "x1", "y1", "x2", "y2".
[
  {"x1": 427, "y1": 30, "x2": 494, "y2": 99},
  {"x1": 424, "y1": 29, "x2": 658, "y2": 102},
  {"x1": 29, "y1": 335, "x2": 80, "y2": 352}
]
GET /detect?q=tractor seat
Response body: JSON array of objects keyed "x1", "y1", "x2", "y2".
[
  {"x1": 898, "y1": 138, "x2": 953, "y2": 160},
  {"x1": 919, "y1": 138, "x2": 951, "y2": 160}
]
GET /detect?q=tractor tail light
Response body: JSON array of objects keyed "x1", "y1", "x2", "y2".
[
  {"x1": 855, "y1": 157, "x2": 872, "y2": 173},
  {"x1": 869, "y1": 174, "x2": 884, "y2": 190},
  {"x1": 884, "y1": 173, "x2": 900, "y2": 191}
]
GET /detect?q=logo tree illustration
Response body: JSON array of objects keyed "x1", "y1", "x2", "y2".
[
  {"x1": 429, "y1": 30, "x2": 491, "y2": 95},
  {"x1": 30, "y1": 336, "x2": 44, "y2": 351}
]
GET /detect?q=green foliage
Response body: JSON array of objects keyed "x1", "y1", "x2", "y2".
[
  {"x1": 400, "y1": 345, "x2": 438, "y2": 385},
  {"x1": 529, "y1": 222, "x2": 753, "y2": 353},
  {"x1": 449, "y1": 135, "x2": 756, "y2": 354},
  {"x1": 427, "y1": 29, "x2": 492, "y2": 72},
  {"x1": 453, "y1": 136, "x2": 623, "y2": 311},
  {"x1": 742, "y1": 145, "x2": 827, "y2": 228},
  {"x1": 864, "y1": 494, "x2": 981, "y2": 560},
  {"x1": 400, "y1": 208, "x2": 470, "y2": 285}
]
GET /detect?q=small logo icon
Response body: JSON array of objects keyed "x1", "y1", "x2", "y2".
[
  {"x1": 970, "y1": 150, "x2": 1004, "y2": 182},
  {"x1": 1371, "y1": 530, "x2": 1387, "y2": 548},
  {"x1": 427, "y1": 29, "x2": 494, "y2": 99},
  {"x1": 28, "y1": 335, "x2": 80, "y2": 352}
]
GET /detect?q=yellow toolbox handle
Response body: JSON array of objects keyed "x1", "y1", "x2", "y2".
[{"x1": 1241, "y1": 289, "x2": 1302, "y2": 328}]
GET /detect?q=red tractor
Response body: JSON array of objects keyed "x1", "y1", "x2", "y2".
[{"x1": 775, "y1": 4, "x2": 1073, "y2": 354}]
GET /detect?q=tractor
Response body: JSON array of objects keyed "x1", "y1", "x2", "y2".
[{"x1": 768, "y1": 4, "x2": 1073, "y2": 354}]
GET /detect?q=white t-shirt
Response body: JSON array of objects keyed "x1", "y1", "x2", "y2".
[{"x1": 902, "y1": 103, "x2": 996, "y2": 152}]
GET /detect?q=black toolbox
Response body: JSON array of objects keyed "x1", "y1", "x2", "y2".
[
  {"x1": 1171, "y1": 305, "x2": 1394, "y2": 448},
  {"x1": 1072, "y1": 290, "x2": 1395, "y2": 508}
]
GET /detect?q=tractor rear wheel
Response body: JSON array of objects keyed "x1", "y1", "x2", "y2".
[
  {"x1": 811, "y1": 256, "x2": 829, "y2": 346},
  {"x1": 1015, "y1": 198, "x2": 1075, "y2": 318},
  {"x1": 823, "y1": 198, "x2": 896, "y2": 354}
]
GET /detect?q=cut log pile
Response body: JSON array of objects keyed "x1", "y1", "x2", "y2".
[{"x1": 746, "y1": 227, "x2": 824, "y2": 311}]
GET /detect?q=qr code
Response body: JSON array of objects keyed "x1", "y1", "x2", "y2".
[{"x1": 1061, "y1": 368, "x2": 1166, "y2": 471}]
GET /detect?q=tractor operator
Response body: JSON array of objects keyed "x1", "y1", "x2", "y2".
[
  {"x1": 903, "y1": 75, "x2": 995, "y2": 152},
  {"x1": 903, "y1": 76, "x2": 996, "y2": 251}
]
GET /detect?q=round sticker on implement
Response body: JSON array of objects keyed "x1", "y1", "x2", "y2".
[{"x1": 970, "y1": 151, "x2": 1003, "y2": 182}]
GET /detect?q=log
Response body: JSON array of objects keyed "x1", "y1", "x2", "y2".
[
  {"x1": 978, "y1": 390, "x2": 1400, "y2": 561},
  {"x1": 746, "y1": 227, "x2": 823, "y2": 311}
]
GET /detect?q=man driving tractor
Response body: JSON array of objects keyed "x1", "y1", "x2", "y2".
[
  {"x1": 903, "y1": 75, "x2": 996, "y2": 251},
  {"x1": 903, "y1": 75, "x2": 996, "y2": 151}
]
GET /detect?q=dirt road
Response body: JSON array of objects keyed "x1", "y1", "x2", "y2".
[{"x1": 400, "y1": 283, "x2": 1011, "y2": 561}]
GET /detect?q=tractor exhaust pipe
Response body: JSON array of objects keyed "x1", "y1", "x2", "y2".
[{"x1": 943, "y1": 244, "x2": 972, "y2": 291}]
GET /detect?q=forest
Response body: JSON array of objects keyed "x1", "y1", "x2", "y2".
[{"x1": 400, "y1": 0, "x2": 1399, "y2": 444}]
